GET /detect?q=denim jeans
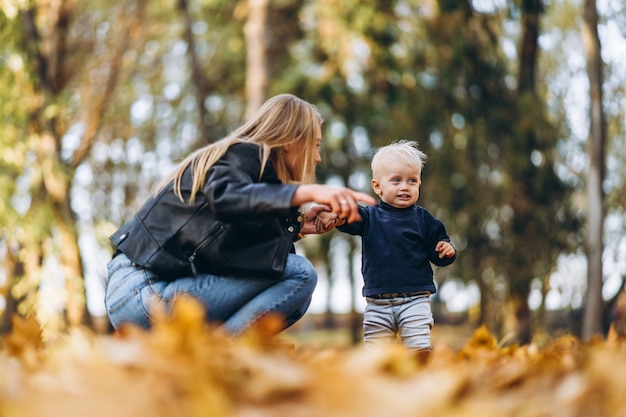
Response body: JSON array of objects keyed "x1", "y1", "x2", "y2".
[
  {"x1": 105, "y1": 252, "x2": 317, "y2": 335},
  {"x1": 363, "y1": 294, "x2": 433, "y2": 350}
]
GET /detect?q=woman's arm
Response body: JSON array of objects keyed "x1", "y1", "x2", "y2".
[{"x1": 291, "y1": 184, "x2": 375, "y2": 224}]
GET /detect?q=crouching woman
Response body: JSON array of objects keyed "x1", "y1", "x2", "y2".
[{"x1": 105, "y1": 94, "x2": 375, "y2": 336}]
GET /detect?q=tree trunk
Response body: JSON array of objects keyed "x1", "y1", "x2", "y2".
[
  {"x1": 581, "y1": 0, "x2": 606, "y2": 340},
  {"x1": 347, "y1": 236, "x2": 361, "y2": 345},
  {"x1": 40, "y1": 130, "x2": 87, "y2": 327},
  {"x1": 509, "y1": 0, "x2": 542, "y2": 344},
  {"x1": 323, "y1": 251, "x2": 336, "y2": 329},
  {"x1": 178, "y1": 0, "x2": 211, "y2": 143},
  {"x1": 518, "y1": 0, "x2": 541, "y2": 91},
  {"x1": 244, "y1": 0, "x2": 270, "y2": 119},
  {"x1": 0, "y1": 250, "x2": 22, "y2": 334},
  {"x1": 602, "y1": 278, "x2": 626, "y2": 335},
  {"x1": 16, "y1": 1, "x2": 148, "y2": 332}
]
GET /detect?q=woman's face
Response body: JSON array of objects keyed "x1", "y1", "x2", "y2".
[
  {"x1": 284, "y1": 124, "x2": 322, "y2": 178},
  {"x1": 312, "y1": 124, "x2": 322, "y2": 164}
]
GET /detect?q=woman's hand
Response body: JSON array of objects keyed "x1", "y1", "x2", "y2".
[
  {"x1": 299, "y1": 204, "x2": 332, "y2": 236},
  {"x1": 292, "y1": 184, "x2": 376, "y2": 224}
]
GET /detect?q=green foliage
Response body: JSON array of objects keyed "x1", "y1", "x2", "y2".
[
  {"x1": 0, "y1": 9, "x2": 29, "y2": 235},
  {"x1": 282, "y1": 0, "x2": 582, "y2": 338},
  {"x1": 0, "y1": 0, "x2": 622, "y2": 338}
]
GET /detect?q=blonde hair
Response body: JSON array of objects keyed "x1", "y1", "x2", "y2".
[
  {"x1": 371, "y1": 140, "x2": 427, "y2": 179},
  {"x1": 156, "y1": 94, "x2": 323, "y2": 203}
]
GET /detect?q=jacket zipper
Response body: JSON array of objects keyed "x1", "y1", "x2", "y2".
[{"x1": 188, "y1": 224, "x2": 226, "y2": 275}]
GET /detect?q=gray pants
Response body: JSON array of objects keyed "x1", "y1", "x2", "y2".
[{"x1": 363, "y1": 294, "x2": 433, "y2": 350}]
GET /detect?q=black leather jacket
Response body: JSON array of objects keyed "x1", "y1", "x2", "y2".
[{"x1": 110, "y1": 142, "x2": 303, "y2": 280}]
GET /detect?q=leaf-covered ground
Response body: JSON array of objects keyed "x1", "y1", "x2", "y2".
[{"x1": 2, "y1": 297, "x2": 625, "y2": 417}]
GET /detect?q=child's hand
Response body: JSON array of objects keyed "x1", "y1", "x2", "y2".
[
  {"x1": 315, "y1": 211, "x2": 344, "y2": 233},
  {"x1": 436, "y1": 241, "x2": 456, "y2": 258}
]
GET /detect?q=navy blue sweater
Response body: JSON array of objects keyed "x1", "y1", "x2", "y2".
[{"x1": 337, "y1": 201, "x2": 456, "y2": 297}]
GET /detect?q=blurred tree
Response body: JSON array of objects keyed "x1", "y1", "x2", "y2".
[
  {"x1": 415, "y1": 0, "x2": 517, "y2": 336},
  {"x1": 0, "y1": 0, "x2": 149, "y2": 335},
  {"x1": 300, "y1": 0, "x2": 581, "y2": 344},
  {"x1": 244, "y1": 0, "x2": 304, "y2": 115},
  {"x1": 244, "y1": 0, "x2": 270, "y2": 118},
  {"x1": 0, "y1": 8, "x2": 28, "y2": 332},
  {"x1": 581, "y1": 0, "x2": 606, "y2": 340},
  {"x1": 503, "y1": 0, "x2": 579, "y2": 344},
  {"x1": 179, "y1": 0, "x2": 211, "y2": 142},
  {"x1": 423, "y1": 0, "x2": 581, "y2": 344},
  {"x1": 1, "y1": 0, "x2": 622, "y2": 343}
]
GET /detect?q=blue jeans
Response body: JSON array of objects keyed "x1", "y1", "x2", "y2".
[
  {"x1": 363, "y1": 294, "x2": 433, "y2": 350},
  {"x1": 105, "y1": 253, "x2": 317, "y2": 335}
]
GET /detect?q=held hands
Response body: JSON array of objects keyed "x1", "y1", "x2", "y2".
[
  {"x1": 292, "y1": 184, "x2": 375, "y2": 238},
  {"x1": 292, "y1": 184, "x2": 376, "y2": 225},
  {"x1": 314, "y1": 211, "x2": 345, "y2": 233},
  {"x1": 315, "y1": 185, "x2": 375, "y2": 223},
  {"x1": 299, "y1": 205, "x2": 332, "y2": 236},
  {"x1": 299, "y1": 207, "x2": 345, "y2": 237},
  {"x1": 436, "y1": 241, "x2": 456, "y2": 259}
]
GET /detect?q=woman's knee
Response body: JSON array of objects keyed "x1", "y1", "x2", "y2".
[{"x1": 287, "y1": 255, "x2": 317, "y2": 291}]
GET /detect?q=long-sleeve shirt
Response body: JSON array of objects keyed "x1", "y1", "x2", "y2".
[{"x1": 337, "y1": 201, "x2": 456, "y2": 296}]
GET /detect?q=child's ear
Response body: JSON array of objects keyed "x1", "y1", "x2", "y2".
[{"x1": 371, "y1": 178, "x2": 381, "y2": 195}]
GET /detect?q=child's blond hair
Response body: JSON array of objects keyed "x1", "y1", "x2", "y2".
[{"x1": 371, "y1": 140, "x2": 427, "y2": 179}]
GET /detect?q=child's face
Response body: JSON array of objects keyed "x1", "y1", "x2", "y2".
[{"x1": 371, "y1": 163, "x2": 421, "y2": 208}]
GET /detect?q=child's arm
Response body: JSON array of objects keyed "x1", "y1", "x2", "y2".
[{"x1": 435, "y1": 241, "x2": 456, "y2": 259}]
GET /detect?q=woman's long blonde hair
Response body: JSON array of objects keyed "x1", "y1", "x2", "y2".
[{"x1": 155, "y1": 94, "x2": 323, "y2": 203}]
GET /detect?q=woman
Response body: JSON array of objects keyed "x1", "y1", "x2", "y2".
[{"x1": 105, "y1": 94, "x2": 375, "y2": 335}]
